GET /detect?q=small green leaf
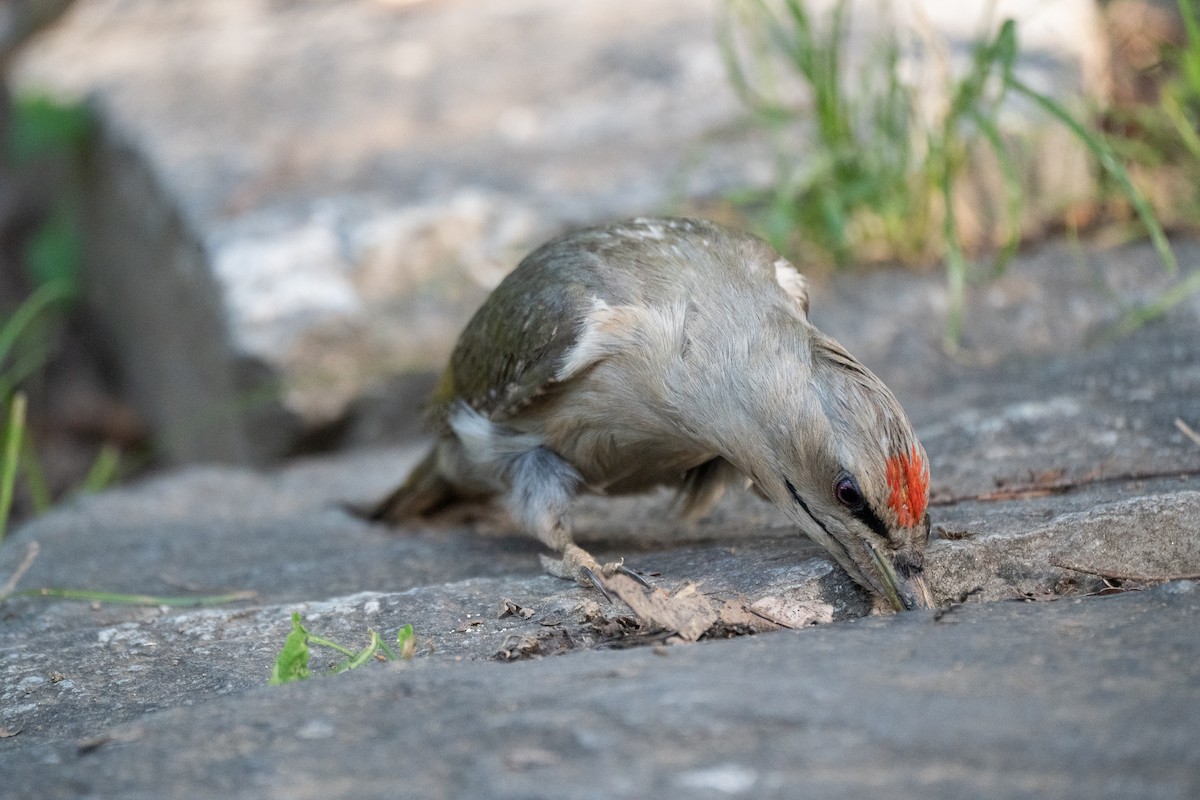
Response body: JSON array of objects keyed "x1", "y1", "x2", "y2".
[
  {"x1": 397, "y1": 624, "x2": 416, "y2": 660},
  {"x1": 269, "y1": 612, "x2": 312, "y2": 685}
]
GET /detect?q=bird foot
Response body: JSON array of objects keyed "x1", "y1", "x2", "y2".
[{"x1": 539, "y1": 545, "x2": 652, "y2": 602}]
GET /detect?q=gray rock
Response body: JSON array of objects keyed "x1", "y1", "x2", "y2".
[
  {"x1": 11, "y1": 0, "x2": 1113, "y2": 462},
  {"x1": 816, "y1": 238, "x2": 1200, "y2": 403},
  {"x1": 1, "y1": 238, "x2": 1196, "y2": 774},
  {"x1": 2, "y1": 582, "x2": 1197, "y2": 799}
]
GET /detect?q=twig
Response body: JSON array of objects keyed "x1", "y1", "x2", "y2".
[
  {"x1": 930, "y1": 466, "x2": 1200, "y2": 506},
  {"x1": 0, "y1": 540, "x2": 39, "y2": 597},
  {"x1": 1050, "y1": 558, "x2": 1200, "y2": 582},
  {"x1": 1176, "y1": 418, "x2": 1200, "y2": 448},
  {"x1": 963, "y1": 485, "x2": 1070, "y2": 503}
]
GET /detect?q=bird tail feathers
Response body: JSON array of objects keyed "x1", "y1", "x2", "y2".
[{"x1": 356, "y1": 448, "x2": 461, "y2": 523}]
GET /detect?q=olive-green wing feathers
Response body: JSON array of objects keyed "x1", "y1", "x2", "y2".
[{"x1": 424, "y1": 241, "x2": 612, "y2": 428}]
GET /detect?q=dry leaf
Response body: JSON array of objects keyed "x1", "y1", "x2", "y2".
[
  {"x1": 498, "y1": 599, "x2": 536, "y2": 620},
  {"x1": 602, "y1": 573, "x2": 718, "y2": 642}
]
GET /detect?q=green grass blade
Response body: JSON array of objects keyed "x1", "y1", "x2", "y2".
[
  {"x1": 968, "y1": 108, "x2": 1024, "y2": 274},
  {"x1": 0, "y1": 407, "x2": 22, "y2": 539},
  {"x1": 330, "y1": 631, "x2": 381, "y2": 674},
  {"x1": 0, "y1": 337, "x2": 54, "y2": 398},
  {"x1": 1109, "y1": 268, "x2": 1200, "y2": 339},
  {"x1": 1006, "y1": 75, "x2": 1177, "y2": 276},
  {"x1": 19, "y1": 433, "x2": 52, "y2": 514},
  {"x1": 307, "y1": 633, "x2": 361, "y2": 660},
  {"x1": 0, "y1": 393, "x2": 28, "y2": 547},
  {"x1": 782, "y1": 0, "x2": 817, "y2": 76},
  {"x1": 1162, "y1": 90, "x2": 1200, "y2": 162},
  {"x1": 80, "y1": 443, "x2": 122, "y2": 494},
  {"x1": 4, "y1": 587, "x2": 257, "y2": 605},
  {"x1": 0, "y1": 281, "x2": 72, "y2": 369},
  {"x1": 375, "y1": 637, "x2": 398, "y2": 662},
  {"x1": 718, "y1": 0, "x2": 792, "y2": 123},
  {"x1": 936, "y1": 138, "x2": 969, "y2": 348},
  {"x1": 993, "y1": 19, "x2": 1019, "y2": 77},
  {"x1": 1176, "y1": 0, "x2": 1200, "y2": 92}
]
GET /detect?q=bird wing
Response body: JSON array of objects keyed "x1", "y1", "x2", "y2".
[
  {"x1": 425, "y1": 217, "x2": 806, "y2": 427},
  {"x1": 425, "y1": 236, "x2": 613, "y2": 427}
]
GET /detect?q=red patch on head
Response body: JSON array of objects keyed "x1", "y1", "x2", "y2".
[{"x1": 885, "y1": 446, "x2": 929, "y2": 528}]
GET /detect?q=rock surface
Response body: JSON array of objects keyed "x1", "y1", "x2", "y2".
[
  {"x1": 1, "y1": 237, "x2": 1197, "y2": 797},
  {"x1": 3, "y1": 579, "x2": 1198, "y2": 799},
  {"x1": 4, "y1": 4, "x2": 1197, "y2": 792},
  {"x1": 11, "y1": 0, "x2": 1111, "y2": 462}
]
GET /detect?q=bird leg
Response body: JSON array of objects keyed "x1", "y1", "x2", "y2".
[
  {"x1": 538, "y1": 544, "x2": 650, "y2": 601},
  {"x1": 506, "y1": 446, "x2": 650, "y2": 598}
]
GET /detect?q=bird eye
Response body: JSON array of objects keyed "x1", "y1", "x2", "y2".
[{"x1": 833, "y1": 473, "x2": 865, "y2": 511}]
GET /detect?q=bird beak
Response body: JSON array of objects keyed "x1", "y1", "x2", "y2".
[{"x1": 868, "y1": 546, "x2": 935, "y2": 611}]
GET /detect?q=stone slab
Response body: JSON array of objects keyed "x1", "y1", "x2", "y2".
[
  {"x1": 2, "y1": 460, "x2": 1194, "y2": 751},
  {"x1": 3, "y1": 581, "x2": 1197, "y2": 800},
  {"x1": 2, "y1": 270, "x2": 1196, "y2": 754}
]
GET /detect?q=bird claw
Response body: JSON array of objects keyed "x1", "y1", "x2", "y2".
[
  {"x1": 614, "y1": 564, "x2": 653, "y2": 589},
  {"x1": 583, "y1": 564, "x2": 652, "y2": 603},
  {"x1": 579, "y1": 566, "x2": 614, "y2": 603},
  {"x1": 541, "y1": 549, "x2": 653, "y2": 601}
]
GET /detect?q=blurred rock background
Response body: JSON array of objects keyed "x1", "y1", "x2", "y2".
[{"x1": 0, "y1": 0, "x2": 1195, "y2": 519}]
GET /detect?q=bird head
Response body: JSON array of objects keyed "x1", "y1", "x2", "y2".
[{"x1": 735, "y1": 327, "x2": 934, "y2": 611}]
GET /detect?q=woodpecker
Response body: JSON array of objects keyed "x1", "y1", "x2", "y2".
[{"x1": 369, "y1": 217, "x2": 934, "y2": 611}]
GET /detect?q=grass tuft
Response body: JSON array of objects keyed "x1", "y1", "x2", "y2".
[{"x1": 720, "y1": 0, "x2": 1186, "y2": 345}]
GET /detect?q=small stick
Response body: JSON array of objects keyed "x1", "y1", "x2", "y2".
[
  {"x1": 970, "y1": 486, "x2": 1067, "y2": 502},
  {"x1": 930, "y1": 466, "x2": 1200, "y2": 506},
  {"x1": 0, "y1": 540, "x2": 40, "y2": 598},
  {"x1": 1050, "y1": 558, "x2": 1200, "y2": 582},
  {"x1": 1175, "y1": 418, "x2": 1200, "y2": 448}
]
